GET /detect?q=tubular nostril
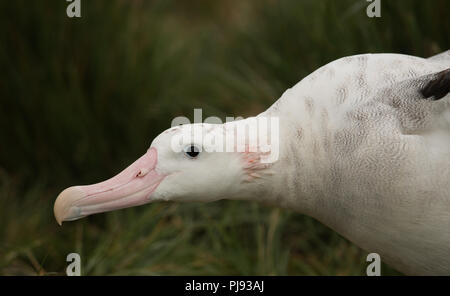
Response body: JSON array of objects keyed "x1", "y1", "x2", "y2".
[{"x1": 136, "y1": 168, "x2": 149, "y2": 178}]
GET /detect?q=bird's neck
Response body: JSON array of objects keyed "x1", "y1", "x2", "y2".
[{"x1": 254, "y1": 84, "x2": 340, "y2": 218}]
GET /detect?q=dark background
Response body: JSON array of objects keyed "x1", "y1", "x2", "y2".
[{"x1": 0, "y1": 0, "x2": 448, "y2": 275}]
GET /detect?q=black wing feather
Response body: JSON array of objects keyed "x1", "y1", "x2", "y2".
[{"x1": 420, "y1": 69, "x2": 450, "y2": 100}]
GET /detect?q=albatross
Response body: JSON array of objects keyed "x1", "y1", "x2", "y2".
[{"x1": 54, "y1": 51, "x2": 450, "y2": 275}]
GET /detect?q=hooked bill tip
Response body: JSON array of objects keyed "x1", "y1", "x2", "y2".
[{"x1": 54, "y1": 186, "x2": 85, "y2": 225}]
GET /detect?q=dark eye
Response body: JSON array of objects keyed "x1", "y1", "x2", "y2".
[{"x1": 183, "y1": 145, "x2": 201, "y2": 158}]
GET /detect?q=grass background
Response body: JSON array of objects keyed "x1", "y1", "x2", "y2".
[{"x1": 0, "y1": 0, "x2": 448, "y2": 275}]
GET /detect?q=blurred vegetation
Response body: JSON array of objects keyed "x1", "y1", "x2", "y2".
[{"x1": 0, "y1": 0, "x2": 448, "y2": 275}]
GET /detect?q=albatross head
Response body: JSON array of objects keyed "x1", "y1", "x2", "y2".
[{"x1": 54, "y1": 119, "x2": 277, "y2": 225}]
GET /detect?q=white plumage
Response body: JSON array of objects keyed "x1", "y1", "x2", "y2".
[{"x1": 260, "y1": 51, "x2": 450, "y2": 275}]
